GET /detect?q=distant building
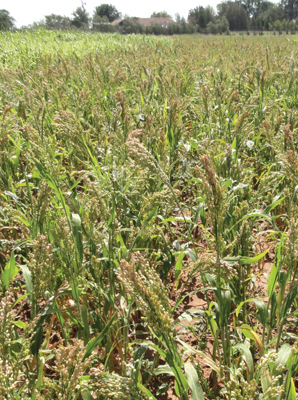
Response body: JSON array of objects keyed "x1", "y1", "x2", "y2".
[
  {"x1": 111, "y1": 17, "x2": 171, "y2": 28},
  {"x1": 111, "y1": 19, "x2": 123, "y2": 26}
]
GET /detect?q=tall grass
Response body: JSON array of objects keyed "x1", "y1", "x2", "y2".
[{"x1": 0, "y1": 30, "x2": 298, "y2": 399}]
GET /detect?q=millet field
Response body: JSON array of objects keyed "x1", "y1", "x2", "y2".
[{"x1": 1, "y1": 29, "x2": 298, "y2": 399}]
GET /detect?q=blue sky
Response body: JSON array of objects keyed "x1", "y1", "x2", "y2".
[{"x1": 7, "y1": 1, "x2": 222, "y2": 27}]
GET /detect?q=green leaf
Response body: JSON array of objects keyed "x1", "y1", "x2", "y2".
[
  {"x1": 184, "y1": 248, "x2": 198, "y2": 262},
  {"x1": 143, "y1": 340, "x2": 187, "y2": 393},
  {"x1": 70, "y1": 278, "x2": 80, "y2": 303},
  {"x1": 285, "y1": 349, "x2": 297, "y2": 400},
  {"x1": 205, "y1": 274, "x2": 219, "y2": 303},
  {"x1": 83, "y1": 313, "x2": 116, "y2": 361},
  {"x1": 54, "y1": 300, "x2": 68, "y2": 342},
  {"x1": 264, "y1": 196, "x2": 285, "y2": 214},
  {"x1": 222, "y1": 289, "x2": 231, "y2": 325},
  {"x1": 1, "y1": 252, "x2": 18, "y2": 291},
  {"x1": 239, "y1": 249, "x2": 269, "y2": 265},
  {"x1": 154, "y1": 365, "x2": 175, "y2": 376},
  {"x1": 164, "y1": 353, "x2": 189, "y2": 395},
  {"x1": 185, "y1": 361, "x2": 205, "y2": 400},
  {"x1": 33, "y1": 160, "x2": 57, "y2": 191},
  {"x1": 134, "y1": 340, "x2": 167, "y2": 359},
  {"x1": 81, "y1": 303, "x2": 91, "y2": 345},
  {"x1": 128, "y1": 207, "x2": 158, "y2": 254},
  {"x1": 285, "y1": 371, "x2": 293, "y2": 400},
  {"x1": 280, "y1": 286, "x2": 298, "y2": 320},
  {"x1": 33, "y1": 159, "x2": 70, "y2": 218},
  {"x1": 288, "y1": 378, "x2": 296, "y2": 400},
  {"x1": 20, "y1": 265, "x2": 33, "y2": 294},
  {"x1": 261, "y1": 366, "x2": 271, "y2": 394},
  {"x1": 196, "y1": 202, "x2": 206, "y2": 227},
  {"x1": 134, "y1": 345, "x2": 148, "y2": 362},
  {"x1": 205, "y1": 310, "x2": 218, "y2": 339},
  {"x1": 252, "y1": 298, "x2": 267, "y2": 326},
  {"x1": 137, "y1": 383, "x2": 157, "y2": 399},
  {"x1": 239, "y1": 324, "x2": 256, "y2": 341},
  {"x1": 30, "y1": 319, "x2": 44, "y2": 356},
  {"x1": 236, "y1": 298, "x2": 253, "y2": 317},
  {"x1": 12, "y1": 293, "x2": 29, "y2": 308},
  {"x1": 273, "y1": 343, "x2": 291, "y2": 375},
  {"x1": 238, "y1": 325, "x2": 264, "y2": 356},
  {"x1": 82, "y1": 391, "x2": 93, "y2": 400},
  {"x1": 156, "y1": 383, "x2": 169, "y2": 396},
  {"x1": 224, "y1": 249, "x2": 268, "y2": 265},
  {"x1": 107, "y1": 202, "x2": 116, "y2": 229},
  {"x1": 234, "y1": 343, "x2": 254, "y2": 379},
  {"x1": 276, "y1": 271, "x2": 287, "y2": 324},
  {"x1": 35, "y1": 357, "x2": 44, "y2": 393},
  {"x1": 268, "y1": 237, "x2": 283, "y2": 298},
  {"x1": 229, "y1": 210, "x2": 273, "y2": 235},
  {"x1": 175, "y1": 251, "x2": 185, "y2": 283},
  {"x1": 133, "y1": 345, "x2": 148, "y2": 384},
  {"x1": 177, "y1": 338, "x2": 221, "y2": 376},
  {"x1": 12, "y1": 320, "x2": 26, "y2": 329},
  {"x1": 15, "y1": 216, "x2": 31, "y2": 227}
]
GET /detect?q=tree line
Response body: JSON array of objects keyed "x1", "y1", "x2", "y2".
[{"x1": 1, "y1": 1, "x2": 298, "y2": 35}]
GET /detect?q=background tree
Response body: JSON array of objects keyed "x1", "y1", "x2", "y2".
[
  {"x1": 217, "y1": 1, "x2": 248, "y2": 30},
  {"x1": 71, "y1": 6, "x2": 90, "y2": 29},
  {"x1": 151, "y1": 11, "x2": 171, "y2": 18},
  {"x1": 245, "y1": 1, "x2": 285, "y2": 30},
  {"x1": 120, "y1": 17, "x2": 143, "y2": 34},
  {"x1": 274, "y1": 18, "x2": 282, "y2": 32},
  {"x1": 280, "y1": 0, "x2": 298, "y2": 19},
  {"x1": 289, "y1": 19, "x2": 295, "y2": 31},
  {"x1": 238, "y1": 0, "x2": 258, "y2": 18},
  {"x1": 188, "y1": 6, "x2": 216, "y2": 29},
  {"x1": 92, "y1": 15, "x2": 116, "y2": 32},
  {"x1": 93, "y1": 4, "x2": 121, "y2": 22},
  {"x1": 45, "y1": 14, "x2": 71, "y2": 30},
  {"x1": 207, "y1": 16, "x2": 229, "y2": 33},
  {"x1": 0, "y1": 9, "x2": 15, "y2": 31}
]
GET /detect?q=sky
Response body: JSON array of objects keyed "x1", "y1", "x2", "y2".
[{"x1": 5, "y1": 1, "x2": 219, "y2": 28}]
